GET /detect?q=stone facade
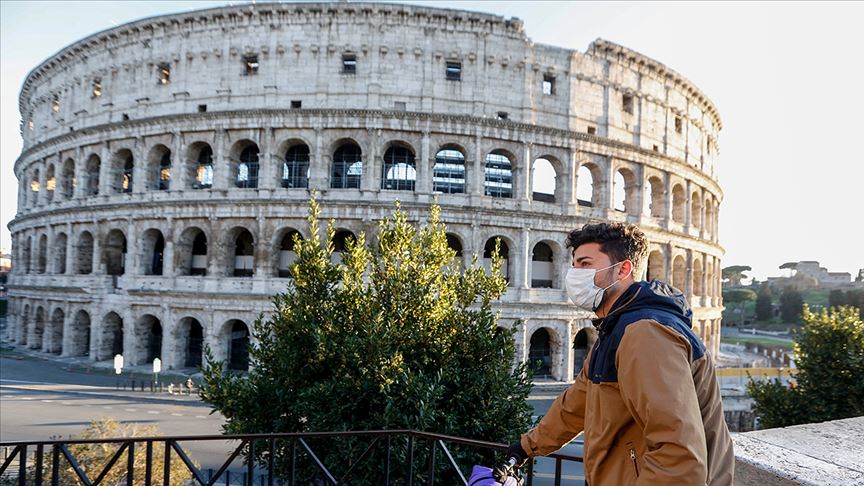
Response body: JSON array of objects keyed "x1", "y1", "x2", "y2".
[{"x1": 6, "y1": 2, "x2": 724, "y2": 380}]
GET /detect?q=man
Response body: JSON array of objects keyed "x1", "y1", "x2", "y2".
[{"x1": 502, "y1": 222, "x2": 734, "y2": 485}]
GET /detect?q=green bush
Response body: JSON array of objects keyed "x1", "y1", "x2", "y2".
[
  {"x1": 201, "y1": 198, "x2": 534, "y2": 483},
  {"x1": 748, "y1": 306, "x2": 864, "y2": 428}
]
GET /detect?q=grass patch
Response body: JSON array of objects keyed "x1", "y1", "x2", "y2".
[{"x1": 721, "y1": 335, "x2": 794, "y2": 350}]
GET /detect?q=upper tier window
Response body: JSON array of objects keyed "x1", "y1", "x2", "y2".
[
  {"x1": 244, "y1": 55, "x2": 259, "y2": 76},
  {"x1": 446, "y1": 61, "x2": 461, "y2": 81}
]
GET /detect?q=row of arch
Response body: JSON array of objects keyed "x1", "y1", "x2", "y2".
[
  {"x1": 6, "y1": 300, "x2": 721, "y2": 381},
  {"x1": 14, "y1": 222, "x2": 723, "y2": 302},
  {"x1": 19, "y1": 135, "x2": 720, "y2": 237},
  {"x1": 12, "y1": 224, "x2": 564, "y2": 289},
  {"x1": 10, "y1": 304, "x2": 252, "y2": 371}
]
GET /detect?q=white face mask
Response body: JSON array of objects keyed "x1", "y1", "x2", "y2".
[{"x1": 565, "y1": 261, "x2": 624, "y2": 312}]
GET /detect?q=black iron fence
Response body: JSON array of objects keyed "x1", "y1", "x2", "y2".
[{"x1": 0, "y1": 430, "x2": 582, "y2": 486}]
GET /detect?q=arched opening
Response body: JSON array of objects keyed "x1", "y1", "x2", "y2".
[
  {"x1": 99, "y1": 312, "x2": 124, "y2": 361},
  {"x1": 148, "y1": 145, "x2": 172, "y2": 191},
  {"x1": 45, "y1": 164, "x2": 56, "y2": 203},
  {"x1": 174, "y1": 227, "x2": 207, "y2": 276},
  {"x1": 646, "y1": 176, "x2": 664, "y2": 217},
  {"x1": 53, "y1": 233, "x2": 67, "y2": 274},
  {"x1": 282, "y1": 144, "x2": 310, "y2": 188},
  {"x1": 484, "y1": 150, "x2": 513, "y2": 198},
  {"x1": 134, "y1": 315, "x2": 162, "y2": 365},
  {"x1": 226, "y1": 320, "x2": 250, "y2": 371},
  {"x1": 705, "y1": 198, "x2": 714, "y2": 237},
  {"x1": 140, "y1": 229, "x2": 165, "y2": 276},
  {"x1": 331, "y1": 230, "x2": 356, "y2": 265},
  {"x1": 113, "y1": 149, "x2": 134, "y2": 194},
  {"x1": 673, "y1": 255, "x2": 686, "y2": 292},
  {"x1": 433, "y1": 147, "x2": 465, "y2": 194},
  {"x1": 672, "y1": 184, "x2": 686, "y2": 224},
  {"x1": 576, "y1": 165, "x2": 594, "y2": 207},
  {"x1": 31, "y1": 307, "x2": 46, "y2": 350},
  {"x1": 483, "y1": 237, "x2": 510, "y2": 282},
  {"x1": 235, "y1": 143, "x2": 260, "y2": 189},
  {"x1": 76, "y1": 231, "x2": 94, "y2": 274},
  {"x1": 189, "y1": 143, "x2": 214, "y2": 189},
  {"x1": 86, "y1": 154, "x2": 100, "y2": 196},
  {"x1": 30, "y1": 169, "x2": 41, "y2": 206},
  {"x1": 445, "y1": 233, "x2": 463, "y2": 267},
  {"x1": 531, "y1": 242, "x2": 554, "y2": 288},
  {"x1": 382, "y1": 145, "x2": 416, "y2": 191},
  {"x1": 646, "y1": 250, "x2": 664, "y2": 282},
  {"x1": 693, "y1": 258, "x2": 704, "y2": 298},
  {"x1": 48, "y1": 308, "x2": 64, "y2": 354},
  {"x1": 177, "y1": 317, "x2": 204, "y2": 369},
  {"x1": 573, "y1": 327, "x2": 593, "y2": 375},
  {"x1": 70, "y1": 310, "x2": 91, "y2": 357},
  {"x1": 531, "y1": 158, "x2": 556, "y2": 203},
  {"x1": 233, "y1": 229, "x2": 255, "y2": 277},
  {"x1": 62, "y1": 158, "x2": 75, "y2": 199},
  {"x1": 103, "y1": 229, "x2": 127, "y2": 276},
  {"x1": 691, "y1": 192, "x2": 703, "y2": 230},
  {"x1": 331, "y1": 141, "x2": 362, "y2": 189},
  {"x1": 529, "y1": 328, "x2": 552, "y2": 378},
  {"x1": 613, "y1": 168, "x2": 637, "y2": 213},
  {"x1": 36, "y1": 234, "x2": 47, "y2": 274},
  {"x1": 277, "y1": 229, "x2": 302, "y2": 277}
]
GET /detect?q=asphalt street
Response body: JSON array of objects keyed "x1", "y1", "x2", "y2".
[{"x1": 1, "y1": 349, "x2": 583, "y2": 484}]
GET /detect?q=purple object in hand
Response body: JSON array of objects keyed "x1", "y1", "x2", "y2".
[{"x1": 468, "y1": 465, "x2": 519, "y2": 486}]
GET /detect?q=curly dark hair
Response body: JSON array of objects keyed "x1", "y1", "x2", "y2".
[{"x1": 566, "y1": 222, "x2": 649, "y2": 279}]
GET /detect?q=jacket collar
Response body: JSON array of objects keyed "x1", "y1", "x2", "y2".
[{"x1": 593, "y1": 282, "x2": 641, "y2": 335}]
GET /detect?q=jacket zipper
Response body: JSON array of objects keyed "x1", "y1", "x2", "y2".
[{"x1": 630, "y1": 448, "x2": 640, "y2": 478}]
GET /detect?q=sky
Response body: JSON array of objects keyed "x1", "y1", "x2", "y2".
[{"x1": 2, "y1": 1, "x2": 863, "y2": 281}]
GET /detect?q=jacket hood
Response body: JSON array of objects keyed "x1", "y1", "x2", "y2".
[{"x1": 601, "y1": 280, "x2": 693, "y2": 330}]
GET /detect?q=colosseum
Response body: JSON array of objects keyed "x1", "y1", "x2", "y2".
[{"x1": 6, "y1": 2, "x2": 723, "y2": 381}]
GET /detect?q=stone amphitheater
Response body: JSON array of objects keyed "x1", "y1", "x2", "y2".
[{"x1": 6, "y1": 2, "x2": 724, "y2": 381}]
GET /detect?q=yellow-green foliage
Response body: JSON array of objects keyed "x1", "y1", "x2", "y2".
[{"x1": 50, "y1": 417, "x2": 196, "y2": 486}]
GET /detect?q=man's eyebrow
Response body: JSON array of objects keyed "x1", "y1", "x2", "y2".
[{"x1": 575, "y1": 256, "x2": 593, "y2": 263}]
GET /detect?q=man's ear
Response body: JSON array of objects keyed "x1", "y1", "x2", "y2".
[{"x1": 620, "y1": 259, "x2": 634, "y2": 279}]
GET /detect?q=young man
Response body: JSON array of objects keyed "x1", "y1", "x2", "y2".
[{"x1": 501, "y1": 222, "x2": 734, "y2": 485}]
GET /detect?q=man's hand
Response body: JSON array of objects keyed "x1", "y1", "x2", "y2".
[
  {"x1": 493, "y1": 442, "x2": 529, "y2": 481},
  {"x1": 505, "y1": 441, "x2": 529, "y2": 467}
]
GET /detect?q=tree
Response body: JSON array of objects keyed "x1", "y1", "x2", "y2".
[
  {"x1": 722, "y1": 288, "x2": 757, "y2": 326},
  {"x1": 755, "y1": 284, "x2": 774, "y2": 321},
  {"x1": 829, "y1": 289, "x2": 847, "y2": 308},
  {"x1": 856, "y1": 268, "x2": 863, "y2": 283},
  {"x1": 779, "y1": 262, "x2": 798, "y2": 278},
  {"x1": 200, "y1": 199, "x2": 534, "y2": 483},
  {"x1": 722, "y1": 265, "x2": 752, "y2": 287},
  {"x1": 16, "y1": 418, "x2": 195, "y2": 485},
  {"x1": 748, "y1": 306, "x2": 864, "y2": 428},
  {"x1": 779, "y1": 286, "x2": 804, "y2": 323},
  {"x1": 847, "y1": 289, "x2": 864, "y2": 319}
]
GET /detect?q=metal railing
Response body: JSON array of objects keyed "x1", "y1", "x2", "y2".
[{"x1": 0, "y1": 430, "x2": 582, "y2": 486}]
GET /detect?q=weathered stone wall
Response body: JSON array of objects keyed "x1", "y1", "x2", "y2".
[{"x1": 7, "y1": 2, "x2": 724, "y2": 379}]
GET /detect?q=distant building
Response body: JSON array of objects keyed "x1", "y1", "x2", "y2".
[{"x1": 768, "y1": 261, "x2": 851, "y2": 290}]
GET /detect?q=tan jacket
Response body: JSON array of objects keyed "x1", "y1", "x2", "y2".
[{"x1": 522, "y1": 318, "x2": 735, "y2": 485}]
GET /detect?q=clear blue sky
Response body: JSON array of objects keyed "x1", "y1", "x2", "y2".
[{"x1": 2, "y1": 1, "x2": 863, "y2": 281}]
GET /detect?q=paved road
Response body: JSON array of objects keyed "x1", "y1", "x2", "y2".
[{"x1": 1, "y1": 349, "x2": 584, "y2": 483}]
